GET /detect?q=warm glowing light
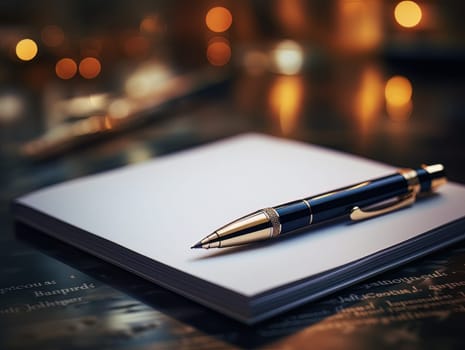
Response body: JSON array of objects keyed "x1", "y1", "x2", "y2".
[
  {"x1": 103, "y1": 115, "x2": 113, "y2": 130},
  {"x1": 272, "y1": 40, "x2": 304, "y2": 75},
  {"x1": 385, "y1": 75, "x2": 413, "y2": 121},
  {"x1": 387, "y1": 100, "x2": 413, "y2": 121},
  {"x1": 269, "y1": 76, "x2": 304, "y2": 135},
  {"x1": 206, "y1": 38, "x2": 231, "y2": 66},
  {"x1": 140, "y1": 15, "x2": 162, "y2": 34},
  {"x1": 275, "y1": 0, "x2": 308, "y2": 34},
  {"x1": 206, "y1": 7, "x2": 232, "y2": 33},
  {"x1": 337, "y1": 0, "x2": 382, "y2": 51},
  {"x1": 79, "y1": 57, "x2": 101, "y2": 79},
  {"x1": 385, "y1": 76, "x2": 412, "y2": 106},
  {"x1": 55, "y1": 58, "x2": 77, "y2": 79},
  {"x1": 15, "y1": 39, "x2": 38, "y2": 61},
  {"x1": 41, "y1": 25, "x2": 65, "y2": 47},
  {"x1": 354, "y1": 66, "x2": 384, "y2": 128},
  {"x1": 394, "y1": 1, "x2": 422, "y2": 28}
]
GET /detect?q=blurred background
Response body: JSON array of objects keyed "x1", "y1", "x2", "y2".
[
  {"x1": 1, "y1": 0, "x2": 465, "y2": 219},
  {"x1": 2, "y1": 2, "x2": 465, "y2": 348}
]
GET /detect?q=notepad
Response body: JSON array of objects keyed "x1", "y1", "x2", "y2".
[{"x1": 13, "y1": 134, "x2": 465, "y2": 323}]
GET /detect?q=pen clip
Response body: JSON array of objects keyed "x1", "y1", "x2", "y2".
[{"x1": 350, "y1": 191, "x2": 416, "y2": 221}]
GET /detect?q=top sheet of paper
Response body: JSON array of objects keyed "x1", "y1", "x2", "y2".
[{"x1": 17, "y1": 134, "x2": 465, "y2": 296}]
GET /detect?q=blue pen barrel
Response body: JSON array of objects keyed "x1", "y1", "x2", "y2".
[
  {"x1": 307, "y1": 173, "x2": 408, "y2": 224},
  {"x1": 275, "y1": 173, "x2": 408, "y2": 233},
  {"x1": 275, "y1": 200, "x2": 312, "y2": 233},
  {"x1": 274, "y1": 165, "x2": 445, "y2": 235}
]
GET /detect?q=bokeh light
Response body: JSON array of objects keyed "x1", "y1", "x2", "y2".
[
  {"x1": 394, "y1": 1, "x2": 422, "y2": 28},
  {"x1": 385, "y1": 75, "x2": 413, "y2": 121},
  {"x1": 272, "y1": 40, "x2": 304, "y2": 75},
  {"x1": 206, "y1": 7, "x2": 233, "y2": 33},
  {"x1": 354, "y1": 66, "x2": 384, "y2": 127},
  {"x1": 55, "y1": 58, "x2": 77, "y2": 79},
  {"x1": 337, "y1": 0, "x2": 382, "y2": 51},
  {"x1": 386, "y1": 100, "x2": 413, "y2": 121},
  {"x1": 269, "y1": 76, "x2": 304, "y2": 135},
  {"x1": 206, "y1": 37, "x2": 231, "y2": 66},
  {"x1": 385, "y1": 76, "x2": 412, "y2": 106},
  {"x1": 140, "y1": 14, "x2": 162, "y2": 34},
  {"x1": 79, "y1": 57, "x2": 101, "y2": 79},
  {"x1": 0, "y1": 94, "x2": 24, "y2": 123},
  {"x1": 41, "y1": 25, "x2": 65, "y2": 47},
  {"x1": 15, "y1": 39, "x2": 38, "y2": 61}
]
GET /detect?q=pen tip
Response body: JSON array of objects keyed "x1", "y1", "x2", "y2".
[{"x1": 191, "y1": 242, "x2": 202, "y2": 249}]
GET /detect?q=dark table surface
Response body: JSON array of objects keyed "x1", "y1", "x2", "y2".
[{"x1": 1, "y1": 1, "x2": 465, "y2": 349}]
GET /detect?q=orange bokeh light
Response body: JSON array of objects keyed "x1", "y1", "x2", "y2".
[
  {"x1": 206, "y1": 7, "x2": 232, "y2": 33},
  {"x1": 16, "y1": 39, "x2": 38, "y2": 61},
  {"x1": 269, "y1": 76, "x2": 304, "y2": 135},
  {"x1": 140, "y1": 15, "x2": 161, "y2": 34},
  {"x1": 55, "y1": 58, "x2": 77, "y2": 79},
  {"x1": 206, "y1": 38, "x2": 231, "y2": 66},
  {"x1": 385, "y1": 75, "x2": 412, "y2": 106},
  {"x1": 79, "y1": 57, "x2": 101, "y2": 79},
  {"x1": 385, "y1": 75, "x2": 413, "y2": 121},
  {"x1": 394, "y1": 1, "x2": 422, "y2": 28},
  {"x1": 354, "y1": 66, "x2": 384, "y2": 127}
]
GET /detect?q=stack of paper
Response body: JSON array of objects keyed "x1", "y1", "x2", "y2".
[{"x1": 13, "y1": 134, "x2": 465, "y2": 323}]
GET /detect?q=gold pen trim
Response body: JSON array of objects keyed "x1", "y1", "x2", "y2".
[
  {"x1": 350, "y1": 192, "x2": 416, "y2": 221},
  {"x1": 263, "y1": 207, "x2": 281, "y2": 237},
  {"x1": 350, "y1": 167, "x2": 420, "y2": 221},
  {"x1": 422, "y1": 164, "x2": 447, "y2": 191},
  {"x1": 398, "y1": 168, "x2": 421, "y2": 194}
]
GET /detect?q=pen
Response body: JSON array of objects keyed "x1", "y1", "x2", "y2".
[{"x1": 191, "y1": 164, "x2": 447, "y2": 249}]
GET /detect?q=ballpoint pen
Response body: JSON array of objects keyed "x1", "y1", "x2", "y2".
[{"x1": 191, "y1": 164, "x2": 447, "y2": 249}]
